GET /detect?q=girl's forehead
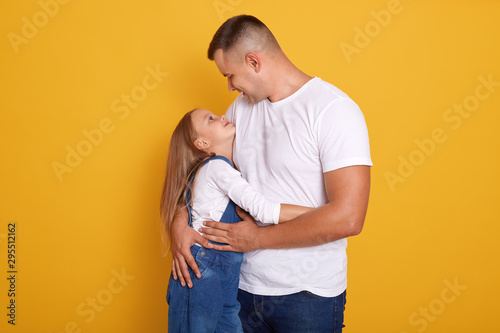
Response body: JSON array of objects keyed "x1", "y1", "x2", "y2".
[
  {"x1": 192, "y1": 109, "x2": 212, "y2": 118},
  {"x1": 191, "y1": 109, "x2": 206, "y2": 122},
  {"x1": 191, "y1": 110, "x2": 214, "y2": 132}
]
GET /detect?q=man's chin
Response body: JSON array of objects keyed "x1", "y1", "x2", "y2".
[
  {"x1": 242, "y1": 93, "x2": 263, "y2": 105},
  {"x1": 241, "y1": 93, "x2": 253, "y2": 104}
]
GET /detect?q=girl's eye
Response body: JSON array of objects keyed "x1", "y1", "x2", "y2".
[{"x1": 209, "y1": 116, "x2": 214, "y2": 122}]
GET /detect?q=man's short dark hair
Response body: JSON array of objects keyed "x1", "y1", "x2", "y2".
[{"x1": 207, "y1": 15, "x2": 274, "y2": 60}]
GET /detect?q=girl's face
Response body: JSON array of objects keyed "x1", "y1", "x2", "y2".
[{"x1": 191, "y1": 109, "x2": 235, "y2": 152}]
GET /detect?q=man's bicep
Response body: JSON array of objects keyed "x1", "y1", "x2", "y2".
[{"x1": 324, "y1": 165, "x2": 371, "y2": 234}]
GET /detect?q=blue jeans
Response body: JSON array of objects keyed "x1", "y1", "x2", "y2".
[
  {"x1": 167, "y1": 245, "x2": 244, "y2": 333},
  {"x1": 237, "y1": 289, "x2": 347, "y2": 333}
]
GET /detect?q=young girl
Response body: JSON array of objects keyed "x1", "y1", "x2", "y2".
[{"x1": 160, "y1": 108, "x2": 312, "y2": 333}]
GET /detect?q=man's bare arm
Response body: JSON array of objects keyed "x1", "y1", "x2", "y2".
[
  {"x1": 279, "y1": 204, "x2": 314, "y2": 223},
  {"x1": 170, "y1": 207, "x2": 212, "y2": 288},
  {"x1": 200, "y1": 165, "x2": 371, "y2": 251}
]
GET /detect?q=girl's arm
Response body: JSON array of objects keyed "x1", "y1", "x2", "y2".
[
  {"x1": 279, "y1": 204, "x2": 314, "y2": 223},
  {"x1": 209, "y1": 160, "x2": 313, "y2": 225}
]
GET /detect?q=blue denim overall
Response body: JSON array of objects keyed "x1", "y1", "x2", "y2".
[{"x1": 167, "y1": 156, "x2": 244, "y2": 333}]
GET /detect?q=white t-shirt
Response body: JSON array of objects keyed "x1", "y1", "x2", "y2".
[
  {"x1": 190, "y1": 158, "x2": 281, "y2": 235},
  {"x1": 225, "y1": 77, "x2": 373, "y2": 297}
]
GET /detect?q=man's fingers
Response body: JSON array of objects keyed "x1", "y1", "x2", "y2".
[
  {"x1": 176, "y1": 255, "x2": 193, "y2": 288},
  {"x1": 200, "y1": 226, "x2": 227, "y2": 237},
  {"x1": 203, "y1": 220, "x2": 229, "y2": 230},
  {"x1": 202, "y1": 233, "x2": 227, "y2": 245},
  {"x1": 200, "y1": 221, "x2": 229, "y2": 245},
  {"x1": 171, "y1": 259, "x2": 178, "y2": 280},
  {"x1": 209, "y1": 243, "x2": 236, "y2": 252},
  {"x1": 200, "y1": 226, "x2": 229, "y2": 245},
  {"x1": 173, "y1": 258, "x2": 185, "y2": 287},
  {"x1": 201, "y1": 221, "x2": 230, "y2": 239},
  {"x1": 193, "y1": 231, "x2": 213, "y2": 249},
  {"x1": 235, "y1": 206, "x2": 250, "y2": 220},
  {"x1": 184, "y1": 250, "x2": 201, "y2": 280}
]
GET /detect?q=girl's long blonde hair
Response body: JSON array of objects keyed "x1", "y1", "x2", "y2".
[{"x1": 160, "y1": 109, "x2": 213, "y2": 255}]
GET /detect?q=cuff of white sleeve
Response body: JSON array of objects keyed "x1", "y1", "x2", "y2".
[{"x1": 273, "y1": 203, "x2": 281, "y2": 224}]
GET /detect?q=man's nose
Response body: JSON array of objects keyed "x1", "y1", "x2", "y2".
[{"x1": 227, "y1": 78, "x2": 235, "y2": 92}]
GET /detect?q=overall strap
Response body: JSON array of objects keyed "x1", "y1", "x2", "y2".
[
  {"x1": 184, "y1": 156, "x2": 233, "y2": 227},
  {"x1": 185, "y1": 176, "x2": 195, "y2": 228},
  {"x1": 202, "y1": 155, "x2": 234, "y2": 168}
]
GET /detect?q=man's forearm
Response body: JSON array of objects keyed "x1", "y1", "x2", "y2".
[
  {"x1": 255, "y1": 200, "x2": 367, "y2": 249},
  {"x1": 255, "y1": 166, "x2": 371, "y2": 249}
]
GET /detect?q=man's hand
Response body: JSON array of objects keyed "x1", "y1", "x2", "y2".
[
  {"x1": 170, "y1": 208, "x2": 212, "y2": 288},
  {"x1": 200, "y1": 207, "x2": 261, "y2": 252}
]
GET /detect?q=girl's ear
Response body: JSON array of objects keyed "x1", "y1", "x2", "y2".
[{"x1": 194, "y1": 138, "x2": 210, "y2": 151}]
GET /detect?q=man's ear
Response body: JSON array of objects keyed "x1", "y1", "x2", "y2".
[
  {"x1": 194, "y1": 139, "x2": 210, "y2": 151},
  {"x1": 245, "y1": 53, "x2": 262, "y2": 73}
]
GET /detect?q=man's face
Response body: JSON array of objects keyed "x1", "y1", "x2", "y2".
[{"x1": 213, "y1": 49, "x2": 265, "y2": 104}]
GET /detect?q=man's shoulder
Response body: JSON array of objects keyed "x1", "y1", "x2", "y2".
[
  {"x1": 300, "y1": 78, "x2": 358, "y2": 114},
  {"x1": 307, "y1": 77, "x2": 351, "y2": 101}
]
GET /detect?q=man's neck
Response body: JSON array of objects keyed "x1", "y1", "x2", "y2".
[{"x1": 267, "y1": 64, "x2": 313, "y2": 103}]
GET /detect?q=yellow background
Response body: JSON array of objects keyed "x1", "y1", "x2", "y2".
[{"x1": 1, "y1": 0, "x2": 499, "y2": 332}]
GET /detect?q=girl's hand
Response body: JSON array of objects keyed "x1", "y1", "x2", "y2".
[
  {"x1": 171, "y1": 208, "x2": 212, "y2": 288},
  {"x1": 200, "y1": 207, "x2": 262, "y2": 252}
]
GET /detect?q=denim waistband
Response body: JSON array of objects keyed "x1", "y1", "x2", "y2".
[{"x1": 190, "y1": 244, "x2": 243, "y2": 267}]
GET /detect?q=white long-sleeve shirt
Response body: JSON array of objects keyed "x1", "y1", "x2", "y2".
[{"x1": 190, "y1": 158, "x2": 281, "y2": 234}]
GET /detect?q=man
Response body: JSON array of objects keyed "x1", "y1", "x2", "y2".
[{"x1": 170, "y1": 15, "x2": 372, "y2": 332}]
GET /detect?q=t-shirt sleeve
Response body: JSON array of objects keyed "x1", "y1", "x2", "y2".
[
  {"x1": 317, "y1": 97, "x2": 373, "y2": 172},
  {"x1": 206, "y1": 159, "x2": 281, "y2": 224}
]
